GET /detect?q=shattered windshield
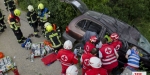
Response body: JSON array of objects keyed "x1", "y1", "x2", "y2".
[{"x1": 138, "y1": 35, "x2": 150, "y2": 53}]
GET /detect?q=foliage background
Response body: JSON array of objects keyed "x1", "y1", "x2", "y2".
[{"x1": 18, "y1": 0, "x2": 150, "y2": 41}]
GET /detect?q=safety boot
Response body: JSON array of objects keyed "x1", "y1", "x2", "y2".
[
  {"x1": 18, "y1": 40, "x2": 24, "y2": 44},
  {"x1": 35, "y1": 34, "x2": 41, "y2": 38},
  {"x1": 3, "y1": 25, "x2": 7, "y2": 29},
  {"x1": 22, "y1": 37, "x2": 27, "y2": 40}
]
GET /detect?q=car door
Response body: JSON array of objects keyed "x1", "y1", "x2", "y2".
[{"x1": 60, "y1": 0, "x2": 89, "y2": 14}]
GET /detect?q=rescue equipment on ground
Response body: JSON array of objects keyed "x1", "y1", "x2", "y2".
[
  {"x1": 0, "y1": 56, "x2": 19, "y2": 75},
  {"x1": 41, "y1": 52, "x2": 57, "y2": 66},
  {"x1": 25, "y1": 41, "x2": 54, "y2": 62}
]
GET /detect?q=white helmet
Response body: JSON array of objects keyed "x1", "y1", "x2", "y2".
[
  {"x1": 63, "y1": 40, "x2": 72, "y2": 50},
  {"x1": 27, "y1": 5, "x2": 34, "y2": 12},
  {"x1": 44, "y1": 22, "x2": 52, "y2": 28},
  {"x1": 89, "y1": 57, "x2": 102, "y2": 68},
  {"x1": 66, "y1": 65, "x2": 78, "y2": 75}
]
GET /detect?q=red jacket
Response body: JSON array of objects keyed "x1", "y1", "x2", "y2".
[
  {"x1": 111, "y1": 40, "x2": 122, "y2": 52},
  {"x1": 84, "y1": 41, "x2": 96, "y2": 53},
  {"x1": 100, "y1": 44, "x2": 118, "y2": 69},
  {"x1": 81, "y1": 53, "x2": 93, "y2": 70},
  {"x1": 85, "y1": 68, "x2": 108, "y2": 75},
  {"x1": 57, "y1": 49, "x2": 78, "y2": 66}
]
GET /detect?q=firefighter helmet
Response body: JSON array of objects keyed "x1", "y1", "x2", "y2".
[
  {"x1": 90, "y1": 36, "x2": 97, "y2": 43},
  {"x1": 27, "y1": 5, "x2": 34, "y2": 12},
  {"x1": 46, "y1": 25, "x2": 53, "y2": 32},
  {"x1": 14, "y1": 9, "x2": 21, "y2": 16},
  {"x1": 63, "y1": 40, "x2": 72, "y2": 50},
  {"x1": 44, "y1": 22, "x2": 52, "y2": 28},
  {"x1": 66, "y1": 65, "x2": 78, "y2": 75},
  {"x1": 110, "y1": 33, "x2": 119, "y2": 40},
  {"x1": 89, "y1": 57, "x2": 102, "y2": 68},
  {"x1": 38, "y1": 3, "x2": 44, "y2": 10}
]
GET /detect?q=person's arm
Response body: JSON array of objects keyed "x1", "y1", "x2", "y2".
[
  {"x1": 99, "y1": 51, "x2": 102, "y2": 58},
  {"x1": 80, "y1": 55, "x2": 83, "y2": 64},
  {"x1": 125, "y1": 49, "x2": 131, "y2": 59},
  {"x1": 46, "y1": 10, "x2": 50, "y2": 17},
  {"x1": 114, "y1": 49, "x2": 119, "y2": 59},
  {"x1": 26, "y1": 13, "x2": 32, "y2": 25}
]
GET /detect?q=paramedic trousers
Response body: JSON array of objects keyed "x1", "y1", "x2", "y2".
[
  {"x1": 12, "y1": 28, "x2": 24, "y2": 42},
  {"x1": 61, "y1": 64, "x2": 69, "y2": 75}
]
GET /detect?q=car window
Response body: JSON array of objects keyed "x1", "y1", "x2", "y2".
[
  {"x1": 77, "y1": 20, "x2": 102, "y2": 34},
  {"x1": 138, "y1": 35, "x2": 150, "y2": 53}
]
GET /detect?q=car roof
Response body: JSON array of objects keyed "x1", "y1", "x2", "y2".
[{"x1": 83, "y1": 11, "x2": 141, "y2": 45}]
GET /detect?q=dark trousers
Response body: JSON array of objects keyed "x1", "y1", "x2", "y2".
[
  {"x1": 32, "y1": 21, "x2": 38, "y2": 34},
  {"x1": 0, "y1": 18, "x2": 5, "y2": 25},
  {"x1": 12, "y1": 28, "x2": 23, "y2": 41},
  {"x1": 39, "y1": 21, "x2": 46, "y2": 30}
]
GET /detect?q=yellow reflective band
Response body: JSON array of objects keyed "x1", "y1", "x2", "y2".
[{"x1": 49, "y1": 33, "x2": 58, "y2": 38}]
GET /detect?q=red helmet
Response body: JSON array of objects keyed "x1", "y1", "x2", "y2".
[
  {"x1": 90, "y1": 36, "x2": 97, "y2": 43},
  {"x1": 110, "y1": 33, "x2": 119, "y2": 40}
]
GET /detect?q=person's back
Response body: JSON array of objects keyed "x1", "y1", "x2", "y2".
[
  {"x1": 125, "y1": 46, "x2": 140, "y2": 70},
  {"x1": 84, "y1": 36, "x2": 97, "y2": 53},
  {"x1": 85, "y1": 57, "x2": 108, "y2": 75},
  {"x1": 110, "y1": 33, "x2": 122, "y2": 52},
  {"x1": 57, "y1": 40, "x2": 78, "y2": 75},
  {"x1": 81, "y1": 53, "x2": 93, "y2": 75},
  {"x1": 57, "y1": 49, "x2": 78, "y2": 65},
  {"x1": 46, "y1": 30, "x2": 62, "y2": 50}
]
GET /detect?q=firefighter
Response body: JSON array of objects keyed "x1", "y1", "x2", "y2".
[
  {"x1": 57, "y1": 40, "x2": 78, "y2": 75},
  {"x1": 8, "y1": 9, "x2": 26, "y2": 43},
  {"x1": 0, "y1": 9, "x2": 6, "y2": 32},
  {"x1": 110, "y1": 33, "x2": 122, "y2": 52},
  {"x1": 99, "y1": 38, "x2": 119, "y2": 75},
  {"x1": 37, "y1": 3, "x2": 50, "y2": 32},
  {"x1": 27, "y1": 5, "x2": 40, "y2": 38},
  {"x1": 85, "y1": 57, "x2": 108, "y2": 75},
  {"x1": 66, "y1": 65, "x2": 78, "y2": 75},
  {"x1": 45, "y1": 23, "x2": 62, "y2": 51},
  {"x1": 4, "y1": 0, "x2": 16, "y2": 12},
  {"x1": 80, "y1": 48, "x2": 98, "y2": 75}
]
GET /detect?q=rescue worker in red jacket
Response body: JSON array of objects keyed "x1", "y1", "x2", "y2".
[
  {"x1": 84, "y1": 36, "x2": 97, "y2": 54},
  {"x1": 57, "y1": 40, "x2": 78, "y2": 75},
  {"x1": 85, "y1": 57, "x2": 108, "y2": 75},
  {"x1": 110, "y1": 33, "x2": 122, "y2": 52},
  {"x1": 80, "y1": 48, "x2": 98, "y2": 75},
  {"x1": 99, "y1": 38, "x2": 119, "y2": 75},
  {"x1": 8, "y1": 9, "x2": 26, "y2": 43}
]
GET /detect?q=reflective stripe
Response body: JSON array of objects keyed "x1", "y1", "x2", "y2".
[
  {"x1": 102, "y1": 59, "x2": 117, "y2": 65},
  {"x1": 50, "y1": 36, "x2": 62, "y2": 48},
  {"x1": 102, "y1": 56, "x2": 116, "y2": 62},
  {"x1": 60, "y1": 60, "x2": 72, "y2": 66}
]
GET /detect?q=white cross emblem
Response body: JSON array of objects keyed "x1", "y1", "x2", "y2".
[
  {"x1": 105, "y1": 47, "x2": 112, "y2": 54},
  {"x1": 61, "y1": 55, "x2": 68, "y2": 61}
]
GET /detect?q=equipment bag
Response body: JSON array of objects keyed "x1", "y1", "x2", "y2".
[{"x1": 0, "y1": 56, "x2": 15, "y2": 74}]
